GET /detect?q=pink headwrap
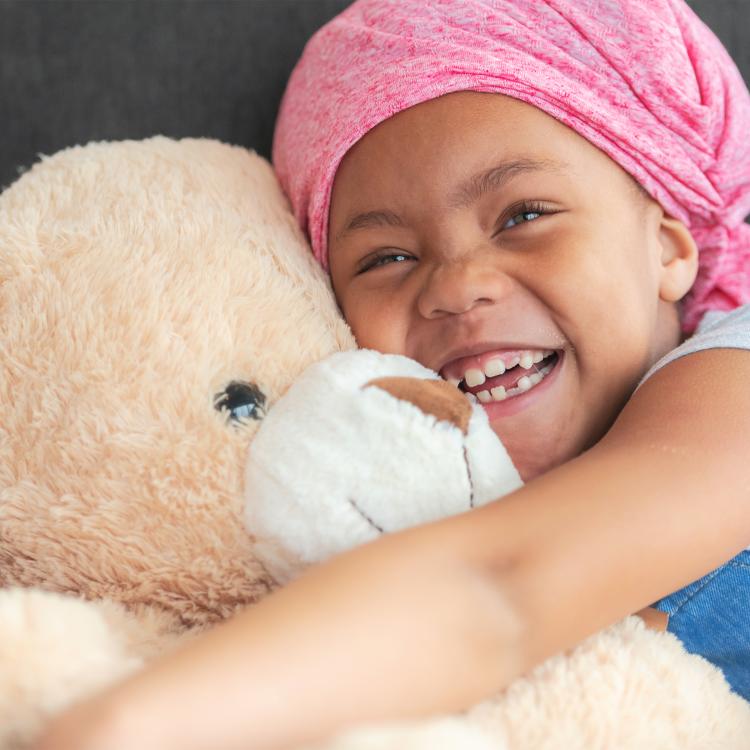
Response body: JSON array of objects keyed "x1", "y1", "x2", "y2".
[{"x1": 273, "y1": 0, "x2": 750, "y2": 331}]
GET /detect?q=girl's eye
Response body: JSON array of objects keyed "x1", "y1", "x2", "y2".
[
  {"x1": 357, "y1": 251, "x2": 415, "y2": 274},
  {"x1": 499, "y1": 201, "x2": 550, "y2": 231},
  {"x1": 504, "y1": 210, "x2": 541, "y2": 229}
]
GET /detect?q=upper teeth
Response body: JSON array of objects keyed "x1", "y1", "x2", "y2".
[
  {"x1": 460, "y1": 350, "x2": 552, "y2": 387},
  {"x1": 464, "y1": 368, "x2": 487, "y2": 388}
]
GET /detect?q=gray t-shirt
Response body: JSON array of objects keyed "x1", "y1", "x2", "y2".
[{"x1": 641, "y1": 304, "x2": 750, "y2": 384}]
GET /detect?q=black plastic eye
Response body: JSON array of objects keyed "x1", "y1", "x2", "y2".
[{"x1": 214, "y1": 381, "x2": 266, "y2": 423}]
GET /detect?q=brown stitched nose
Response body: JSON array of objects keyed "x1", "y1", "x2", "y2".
[{"x1": 363, "y1": 377, "x2": 472, "y2": 434}]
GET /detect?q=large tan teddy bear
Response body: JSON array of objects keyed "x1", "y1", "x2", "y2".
[{"x1": 0, "y1": 138, "x2": 748, "y2": 750}]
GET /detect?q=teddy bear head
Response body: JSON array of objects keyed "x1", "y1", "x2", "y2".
[
  {"x1": 245, "y1": 349, "x2": 522, "y2": 583},
  {"x1": 0, "y1": 138, "x2": 354, "y2": 627}
]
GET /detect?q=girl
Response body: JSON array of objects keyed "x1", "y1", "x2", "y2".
[{"x1": 35, "y1": 1, "x2": 750, "y2": 748}]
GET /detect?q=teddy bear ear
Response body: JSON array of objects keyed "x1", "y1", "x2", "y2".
[{"x1": 363, "y1": 377, "x2": 472, "y2": 434}]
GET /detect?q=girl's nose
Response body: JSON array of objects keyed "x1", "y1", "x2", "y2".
[{"x1": 416, "y1": 260, "x2": 513, "y2": 319}]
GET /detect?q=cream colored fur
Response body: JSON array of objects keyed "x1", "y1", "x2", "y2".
[
  {"x1": 0, "y1": 137, "x2": 354, "y2": 746},
  {"x1": 0, "y1": 138, "x2": 747, "y2": 749}
]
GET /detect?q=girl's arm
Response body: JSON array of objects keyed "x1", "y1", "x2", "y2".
[{"x1": 35, "y1": 349, "x2": 750, "y2": 750}]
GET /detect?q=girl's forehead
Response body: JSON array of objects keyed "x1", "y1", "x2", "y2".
[
  {"x1": 333, "y1": 93, "x2": 614, "y2": 199},
  {"x1": 328, "y1": 91, "x2": 654, "y2": 246},
  {"x1": 354, "y1": 93, "x2": 563, "y2": 147}
]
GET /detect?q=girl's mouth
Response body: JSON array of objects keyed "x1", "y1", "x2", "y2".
[{"x1": 441, "y1": 349, "x2": 561, "y2": 403}]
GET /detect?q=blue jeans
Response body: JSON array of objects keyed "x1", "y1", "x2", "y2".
[{"x1": 653, "y1": 549, "x2": 750, "y2": 701}]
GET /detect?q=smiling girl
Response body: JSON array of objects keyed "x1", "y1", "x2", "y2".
[{"x1": 36, "y1": 2, "x2": 750, "y2": 749}]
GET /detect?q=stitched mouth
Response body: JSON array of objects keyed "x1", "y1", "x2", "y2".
[{"x1": 348, "y1": 498, "x2": 384, "y2": 533}]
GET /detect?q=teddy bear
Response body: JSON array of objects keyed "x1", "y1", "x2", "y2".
[{"x1": 0, "y1": 136, "x2": 748, "y2": 750}]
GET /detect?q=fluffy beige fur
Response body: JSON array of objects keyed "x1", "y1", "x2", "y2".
[
  {"x1": 0, "y1": 137, "x2": 354, "y2": 745},
  {"x1": 0, "y1": 138, "x2": 748, "y2": 749}
]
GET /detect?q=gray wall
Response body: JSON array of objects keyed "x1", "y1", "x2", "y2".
[{"x1": 1, "y1": 0, "x2": 748, "y2": 189}]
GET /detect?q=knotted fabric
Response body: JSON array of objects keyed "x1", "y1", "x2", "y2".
[{"x1": 273, "y1": 0, "x2": 750, "y2": 331}]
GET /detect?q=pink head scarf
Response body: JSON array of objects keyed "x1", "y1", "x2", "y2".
[{"x1": 273, "y1": 0, "x2": 750, "y2": 331}]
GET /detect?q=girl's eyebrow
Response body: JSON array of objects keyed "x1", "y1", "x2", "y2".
[
  {"x1": 448, "y1": 157, "x2": 568, "y2": 209},
  {"x1": 337, "y1": 157, "x2": 567, "y2": 240},
  {"x1": 337, "y1": 209, "x2": 406, "y2": 240}
]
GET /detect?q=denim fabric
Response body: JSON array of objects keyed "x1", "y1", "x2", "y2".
[{"x1": 653, "y1": 549, "x2": 750, "y2": 701}]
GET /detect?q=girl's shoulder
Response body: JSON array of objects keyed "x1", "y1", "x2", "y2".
[{"x1": 640, "y1": 303, "x2": 750, "y2": 386}]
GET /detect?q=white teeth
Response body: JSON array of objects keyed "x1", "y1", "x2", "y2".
[
  {"x1": 469, "y1": 355, "x2": 558, "y2": 404},
  {"x1": 464, "y1": 391, "x2": 478, "y2": 404},
  {"x1": 473, "y1": 387, "x2": 508, "y2": 404},
  {"x1": 490, "y1": 386, "x2": 507, "y2": 401},
  {"x1": 519, "y1": 353, "x2": 534, "y2": 370},
  {"x1": 453, "y1": 350, "x2": 556, "y2": 393},
  {"x1": 506, "y1": 360, "x2": 556, "y2": 397},
  {"x1": 484, "y1": 358, "x2": 505, "y2": 377},
  {"x1": 464, "y1": 368, "x2": 485, "y2": 388},
  {"x1": 516, "y1": 375, "x2": 532, "y2": 392}
]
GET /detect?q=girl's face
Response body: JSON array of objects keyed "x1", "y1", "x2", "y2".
[{"x1": 329, "y1": 92, "x2": 682, "y2": 480}]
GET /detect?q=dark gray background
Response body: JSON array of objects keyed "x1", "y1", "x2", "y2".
[{"x1": 1, "y1": 0, "x2": 748, "y2": 190}]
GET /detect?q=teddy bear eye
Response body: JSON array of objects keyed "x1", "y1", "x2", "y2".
[{"x1": 213, "y1": 381, "x2": 266, "y2": 423}]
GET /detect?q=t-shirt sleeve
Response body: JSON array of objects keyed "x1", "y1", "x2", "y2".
[{"x1": 639, "y1": 303, "x2": 750, "y2": 386}]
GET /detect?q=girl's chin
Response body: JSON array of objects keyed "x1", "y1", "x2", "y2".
[{"x1": 511, "y1": 453, "x2": 558, "y2": 482}]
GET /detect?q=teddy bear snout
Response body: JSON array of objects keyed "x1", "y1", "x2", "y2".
[{"x1": 363, "y1": 377, "x2": 472, "y2": 434}]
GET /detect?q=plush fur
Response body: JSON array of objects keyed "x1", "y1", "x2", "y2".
[
  {"x1": 0, "y1": 138, "x2": 748, "y2": 749},
  {"x1": 0, "y1": 137, "x2": 354, "y2": 745}
]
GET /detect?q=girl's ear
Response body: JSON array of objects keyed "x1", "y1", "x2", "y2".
[{"x1": 657, "y1": 216, "x2": 699, "y2": 303}]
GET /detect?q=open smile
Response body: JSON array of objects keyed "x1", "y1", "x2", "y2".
[{"x1": 440, "y1": 348, "x2": 562, "y2": 404}]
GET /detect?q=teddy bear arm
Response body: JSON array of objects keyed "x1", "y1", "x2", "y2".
[{"x1": 0, "y1": 588, "x2": 151, "y2": 749}]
